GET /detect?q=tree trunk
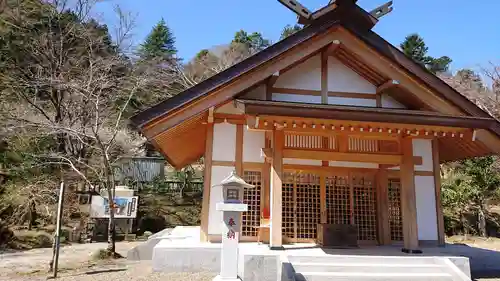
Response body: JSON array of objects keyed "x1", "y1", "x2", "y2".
[
  {"x1": 104, "y1": 156, "x2": 116, "y2": 255},
  {"x1": 28, "y1": 201, "x2": 36, "y2": 230},
  {"x1": 107, "y1": 209, "x2": 115, "y2": 254},
  {"x1": 478, "y1": 207, "x2": 487, "y2": 237}
]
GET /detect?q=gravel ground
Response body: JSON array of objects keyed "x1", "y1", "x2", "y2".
[
  {"x1": 0, "y1": 242, "x2": 216, "y2": 281},
  {"x1": 2, "y1": 238, "x2": 500, "y2": 280}
]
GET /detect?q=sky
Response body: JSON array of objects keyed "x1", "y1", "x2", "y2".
[{"x1": 94, "y1": 0, "x2": 500, "y2": 73}]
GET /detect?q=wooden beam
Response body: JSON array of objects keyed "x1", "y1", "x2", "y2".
[
  {"x1": 376, "y1": 93, "x2": 382, "y2": 107},
  {"x1": 377, "y1": 79, "x2": 400, "y2": 93},
  {"x1": 263, "y1": 131, "x2": 272, "y2": 211},
  {"x1": 284, "y1": 164, "x2": 377, "y2": 174},
  {"x1": 432, "y1": 139, "x2": 445, "y2": 246},
  {"x1": 266, "y1": 74, "x2": 279, "y2": 101},
  {"x1": 270, "y1": 129, "x2": 284, "y2": 248},
  {"x1": 283, "y1": 148, "x2": 402, "y2": 164},
  {"x1": 400, "y1": 138, "x2": 419, "y2": 251},
  {"x1": 235, "y1": 124, "x2": 244, "y2": 176},
  {"x1": 321, "y1": 49, "x2": 329, "y2": 104},
  {"x1": 377, "y1": 169, "x2": 391, "y2": 245},
  {"x1": 338, "y1": 135, "x2": 349, "y2": 152},
  {"x1": 200, "y1": 123, "x2": 214, "y2": 242},
  {"x1": 326, "y1": 40, "x2": 341, "y2": 55},
  {"x1": 271, "y1": 87, "x2": 377, "y2": 100},
  {"x1": 320, "y1": 175, "x2": 327, "y2": 224}
]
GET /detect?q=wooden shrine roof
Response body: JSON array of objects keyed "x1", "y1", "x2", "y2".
[{"x1": 129, "y1": 1, "x2": 500, "y2": 167}]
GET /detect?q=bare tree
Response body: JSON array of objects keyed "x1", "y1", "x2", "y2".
[{"x1": 0, "y1": 0, "x2": 151, "y2": 256}]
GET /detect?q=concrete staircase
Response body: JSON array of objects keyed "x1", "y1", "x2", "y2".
[{"x1": 284, "y1": 255, "x2": 471, "y2": 281}]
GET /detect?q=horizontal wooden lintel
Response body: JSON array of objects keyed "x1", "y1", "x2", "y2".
[
  {"x1": 272, "y1": 87, "x2": 377, "y2": 100},
  {"x1": 283, "y1": 148, "x2": 402, "y2": 164}
]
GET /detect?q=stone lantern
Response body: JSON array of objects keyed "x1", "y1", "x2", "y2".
[{"x1": 214, "y1": 170, "x2": 254, "y2": 281}]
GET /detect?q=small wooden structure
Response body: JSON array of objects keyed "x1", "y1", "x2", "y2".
[{"x1": 130, "y1": 1, "x2": 500, "y2": 252}]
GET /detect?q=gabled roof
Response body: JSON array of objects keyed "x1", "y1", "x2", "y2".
[
  {"x1": 130, "y1": 7, "x2": 343, "y2": 129},
  {"x1": 130, "y1": 2, "x2": 500, "y2": 167}
]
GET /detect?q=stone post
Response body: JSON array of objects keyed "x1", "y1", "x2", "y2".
[{"x1": 213, "y1": 170, "x2": 253, "y2": 281}]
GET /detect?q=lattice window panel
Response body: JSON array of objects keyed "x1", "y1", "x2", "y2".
[
  {"x1": 241, "y1": 171, "x2": 262, "y2": 237},
  {"x1": 285, "y1": 134, "x2": 332, "y2": 150},
  {"x1": 296, "y1": 173, "x2": 321, "y2": 239},
  {"x1": 352, "y1": 175, "x2": 377, "y2": 241},
  {"x1": 282, "y1": 172, "x2": 295, "y2": 239},
  {"x1": 326, "y1": 176, "x2": 351, "y2": 225},
  {"x1": 388, "y1": 179, "x2": 403, "y2": 241},
  {"x1": 348, "y1": 137, "x2": 378, "y2": 153}
]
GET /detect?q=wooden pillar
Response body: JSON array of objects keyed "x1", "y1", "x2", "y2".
[
  {"x1": 376, "y1": 169, "x2": 391, "y2": 245},
  {"x1": 320, "y1": 175, "x2": 327, "y2": 224},
  {"x1": 263, "y1": 132, "x2": 272, "y2": 211},
  {"x1": 235, "y1": 124, "x2": 243, "y2": 176},
  {"x1": 400, "y1": 138, "x2": 419, "y2": 252},
  {"x1": 270, "y1": 129, "x2": 284, "y2": 249},
  {"x1": 200, "y1": 123, "x2": 214, "y2": 242},
  {"x1": 432, "y1": 139, "x2": 445, "y2": 246},
  {"x1": 321, "y1": 50, "x2": 328, "y2": 104}
]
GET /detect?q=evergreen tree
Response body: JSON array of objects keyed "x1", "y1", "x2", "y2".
[
  {"x1": 232, "y1": 30, "x2": 270, "y2": 53},
  {"x1": 139, "y1": 18, "x2": 177, "y2": 60},
  {"x1": 456, "y1": 69, "x2": 484, "y2": 91},
  {"x1": 429, "y1": 56, "x2": 452, "y2": 73},
  {"x1": 400, "y1": 34, "x2": 433, "y2": 67},
  {"x1": 400, "y1": 33, "x2": 452, "y2": 74},
  {"x1": 280, "y1": 24, "x2": 302, "y2": 40}
]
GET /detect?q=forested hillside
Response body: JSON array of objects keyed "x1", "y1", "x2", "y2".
[{"x1": 0, "y1": 0, "x2": 499, "y2": 253}]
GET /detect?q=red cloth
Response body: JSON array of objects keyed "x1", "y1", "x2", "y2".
[{"x1": 262, "y1": 207, "x2": 270, "y2": 219}]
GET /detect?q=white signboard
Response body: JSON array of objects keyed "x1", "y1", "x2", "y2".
[{"x1": 90, "y1": 196, "x2": 138, "y2": 218}]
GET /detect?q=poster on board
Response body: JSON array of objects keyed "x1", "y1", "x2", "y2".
[{"x1": 90, "y1": 196, "x2": 138, "y2": 218}]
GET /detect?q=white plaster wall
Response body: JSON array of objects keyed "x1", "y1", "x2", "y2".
[
  {"x1": 212, "y1": 123, "x2": 236, "y2": 161},
  {"x1": 283, "y1": 158, "x2": 322, "y2": 166},
  {"x1": 327, "y1": 57, "x2": 376, "y2": 94},
  {"x1": 275, "y1": 55, "x2": 321, "y2": 90},
  {"x1": 241, "y1": 84, "x2": 266, "y2": 100},
  {"x1": 381, "y1": 94, "x2": 406, "y2": 109},
  {"x1": 415, "y1": 176, "x2": 438, "y2": 240},
  {"x1": 413, "y1": 139, "x2": 433, "y2": 172},
  {"x1": 243, "y1": 127, "x2": 265, "y2": 163},
  {"x1": 208, "y1": 166, "x2": 235, "y2": 235},
  {"x1": 328, "y1": 97, "x2": 377, "y2": 107},
  {"x1": 329, "y1": 161, "x2": 379, "y2": 168},
  {"x1": 272, "y1": 93, "x2": 321, "y2": 104}
]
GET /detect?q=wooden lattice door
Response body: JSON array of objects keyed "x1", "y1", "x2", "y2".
[
  {"x1": 282, "y1": 171, "x2": 321, "y2": 242},
  {"x1": 352, "y1": 173, "x2": 377, "y2": 243},
  {"x1": 388, "y1": 178, "x2": 403, "y2": 242},
  {"x1": 325, "y1": 175, "x2": 351, "y2": 225},
  {"x1": 241, "y1": 171, "x2": 262, "y2": 238},
  {"x1": 325, "y1": 172, "x2": 378, "y2": 243}
]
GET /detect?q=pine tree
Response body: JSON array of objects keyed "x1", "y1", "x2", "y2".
[
  {"x1": 400, "y1": 33, "x2": 452, "y2": 74},
  {"x1": 280, "y1": 24, "x2": 302, "y2": 40},
  {"x1": 232, "y1": 30, "x2": 270, "y2": 53},
  {"x1": 139, "y1": 18, "x2": 177, "y2": 60},
  {"x1": 400, "y1": 34, "x2": 433, "y2": 67}
]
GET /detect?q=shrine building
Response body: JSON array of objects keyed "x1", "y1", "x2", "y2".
[{"x1": 130, "y1": 0, "x2": 500, "y2": 253}]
